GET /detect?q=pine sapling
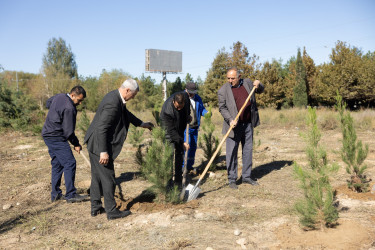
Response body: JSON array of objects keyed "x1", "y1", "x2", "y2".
[
  {"x1": 335, "y1": 92, "x2": 370, "y2": 192},
  {"x1": 78, "y1": 108, "x2": 91, "y2": 135},
  {"x1": 294, "y1": 107, "x2": 339, "y2": 230},
  {"x1": 128, "y1": 124, "x2": 144, "y2": 147},
  {"x1": 141, "y1": 127, "x2": 180, "y2": 203},
  {"x1": 198, "y1": 107, "x2": 221, "y2": 171}
]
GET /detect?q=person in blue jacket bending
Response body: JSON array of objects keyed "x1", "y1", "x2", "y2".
[{"x1": 183, "y1": 81, "x2": 208, "y2": 173}]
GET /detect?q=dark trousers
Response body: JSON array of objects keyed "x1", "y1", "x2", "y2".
[
  {"x1": 225, "y1": 122, "x2": 253, "y2": 183},
  {"x1": 44, "y1": 139, "x2": 77, "y2": 200},
  {"x1": 171, "y1": 142, "x2": 184, "y2": 184},
  {"x1": 88, "y1": 152, "x2": 117, "y2": 213}
]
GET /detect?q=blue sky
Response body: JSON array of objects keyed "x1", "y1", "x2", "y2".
[{"x1": 1, "y1": 0, "x2": 374, "y2": 83}]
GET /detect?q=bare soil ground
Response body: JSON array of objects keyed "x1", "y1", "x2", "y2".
[{"x1": 1, "y1": 112, "x2": 375, "y2": 249}]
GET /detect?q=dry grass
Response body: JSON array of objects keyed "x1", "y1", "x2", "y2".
[
  {"x1": 162, "y1": 238, "x2": 193, "y2": 249},
  {"x1": 1, "y1": 108, "x2": 375, "y2": 249}
]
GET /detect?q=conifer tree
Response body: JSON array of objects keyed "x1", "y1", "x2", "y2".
[
  {"x1": 293, "y1": 48, "x2": 308, "y2": 107},
  {"x1": 202, "y1": 48, "x2": 229, "y2": 106},
  {"x1": 140, "y1": 127, "x2": 180, "y2": 203},
  {"x1": 335, "y1": 92, "x2": 370, "y2": 192},
  {"x1": 294, "y1": 107, "x2": 339, "y2": 230},
  {"x1": 78, "y1": 108, "x2": 91, "y2": 135},
  {"x1": 198, "y1": 107, "x2": 221, "y2": 171},
  {"x1": 128, "y1": 124, "x2": 145, "y2": 148}
]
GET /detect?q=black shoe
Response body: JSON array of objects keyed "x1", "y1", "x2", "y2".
[
  {"x1": 107, "y1": 209, "x2": 131, "y2": 220},
  {"x1": 65, "y1": 194, "x2": 89, "y2": 203},
  {"x1": 51, "y1": 194, "x2": 64, "y2": 202},
  {"x1": 91, "y1": 207, "x2": 106, "y2": 217},
  {"x1": 229, "y1": 182, "x2": 238, "y2": 189},
  {"x1": 243, "y1": 179, "x2": 259, "y2": 186}
]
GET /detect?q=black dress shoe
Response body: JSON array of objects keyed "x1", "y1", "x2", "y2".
[
  {"x1": 243, "y1": 179, "x2": 259, "y2": 186},
  {"x1": 51, "y1": 194, "x2": 64, "y2": 202},
  {"x1": 107, "y1": 209, "x2": 131, "y2": 220},
  {"x1": 91, "y1": 207, "x2": 106, "y2": 217},
  {"x1": 65, "y1": 194, "x2": 89, "y2": 203}
]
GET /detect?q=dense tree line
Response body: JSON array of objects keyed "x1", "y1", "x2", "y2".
[
  {"x1": 202, "y1": 41, "x2": 375, "y2": 109},
  {"x1": 1, "y1": 38, "x2": 374, "y2": 130}
]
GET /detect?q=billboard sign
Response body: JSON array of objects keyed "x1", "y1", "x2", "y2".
[{"x1": 145, "y1": 49, "x2": 182, "y2": 73}]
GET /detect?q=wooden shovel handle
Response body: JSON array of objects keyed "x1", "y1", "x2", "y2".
[
  {"x1": 80, "y1": 150, "x2": 91, "y2": 167},
  {"x1": 197, "y1": 86, "x2": 257, "y2": 183},
  {"x1": 181, "y1": 124, "x2": 190, "y2": 187}
]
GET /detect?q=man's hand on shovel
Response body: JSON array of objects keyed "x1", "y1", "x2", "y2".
[{"x1": 74, "y1": 144, "x2": 82, "y2": 154}]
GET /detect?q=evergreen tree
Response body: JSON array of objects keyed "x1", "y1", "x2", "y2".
[
  {"x1": 227, "y1": 41, "x2": 259, "y2": 79},
  {"x1": 140, "y1": 127, "x2": 180, "y2": 203},
  {"x1": 168, "y1": 76, "x2": 183, "y2": 96},
  {"x1": 78, "y1": 108, "x2": 91, "y2": 135},
  {"x1": 302, "y1": 47, "x2": 317, "y2": 106},
  {"x1": 314, "y1": 41, "x2": 375, "y2": 107},
  {"x1": 256, "y1": 59, "x2": 285, "y2": 108},
  {"x1": 198, "y1": 107, "x2": 221, "y2": 171},
  {"x1": 293, "y1": 48, "x2": 308, "y2": 107},
  {"x1": 335, "y1": 92, "x2": 370, "y2": 192},
  {"x1": 128, "y1": 124, "x2": 145, "y2": 147},
  {"x1": 184, "y1": 73, "x2": 194, "y2": 86},
  {"x1": 294, "y1": 107, "x2": 339, "y2": 230},
  {"x1": 282, "y1": 56, "x2": 297, "y2": 107},
  {"x1": 202, "y1": 48, "x2": 229, "y2": 106}
]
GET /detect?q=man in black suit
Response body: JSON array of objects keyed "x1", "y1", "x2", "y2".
[{"x1": 84, "y1": 79, "x2": 153, "y2": 220}]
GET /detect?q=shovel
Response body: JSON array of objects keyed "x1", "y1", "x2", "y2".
[
  {"x1": 180, "y1": 124, "x2": 190, "y2": 200},
  {"x1": 184, "y1": 86, "x2": 257, "y2": 202},
  {"x1": 80, "y1": 149, "x2": 91, "y2": 167}
]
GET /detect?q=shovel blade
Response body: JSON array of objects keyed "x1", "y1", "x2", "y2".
[{"x1": 185, "y1": 183, "x2": 201, "y2": 202}]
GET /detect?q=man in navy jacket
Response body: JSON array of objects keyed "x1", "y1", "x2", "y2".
[{"x1": 42, "y1": 86, "x2": 88, "y2": 203}]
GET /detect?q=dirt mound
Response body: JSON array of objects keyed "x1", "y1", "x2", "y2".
[{"x1": 276, "y1": 219, "x2": 374, "y2": 249}]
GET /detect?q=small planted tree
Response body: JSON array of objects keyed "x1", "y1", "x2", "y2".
[
  {"x1": 335, "y1": 92, "x2": 370, "y2": 192},
  {"x1": 139, "y1": 127, "x2": 180, "y2": 203},
  {"x1": 198, "y1": 107, "x2": 221, "y2": 171},
  {"x1": 78, "y1": 109, "x2": 91, "y2": 135},
  {"x1": 294, "y1": 107, "x2": 339, "y2": 230},
  {"x1": 128, "y1": 124, "x2": 145, "y2": 147}
]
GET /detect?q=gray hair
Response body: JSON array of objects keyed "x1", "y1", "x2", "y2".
[{"x1": 120, "y1": 78, "x2": 139, "y2": 92}]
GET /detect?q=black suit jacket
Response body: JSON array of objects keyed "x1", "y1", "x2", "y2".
[
  {"x1": 84, "y1": 90, "x2": 142, "y2": 160},
  {"x1": 160, "y1": 91, "x2": 190, "y2": 146}
]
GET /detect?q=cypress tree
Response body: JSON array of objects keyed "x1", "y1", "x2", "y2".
[{"x1": 293, "y1": 48, "x2": 308, "y2": 107}]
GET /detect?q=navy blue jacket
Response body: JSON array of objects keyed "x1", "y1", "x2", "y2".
[{"x1": 42, "y1": 93, "x2": 80, "y2": 147}]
